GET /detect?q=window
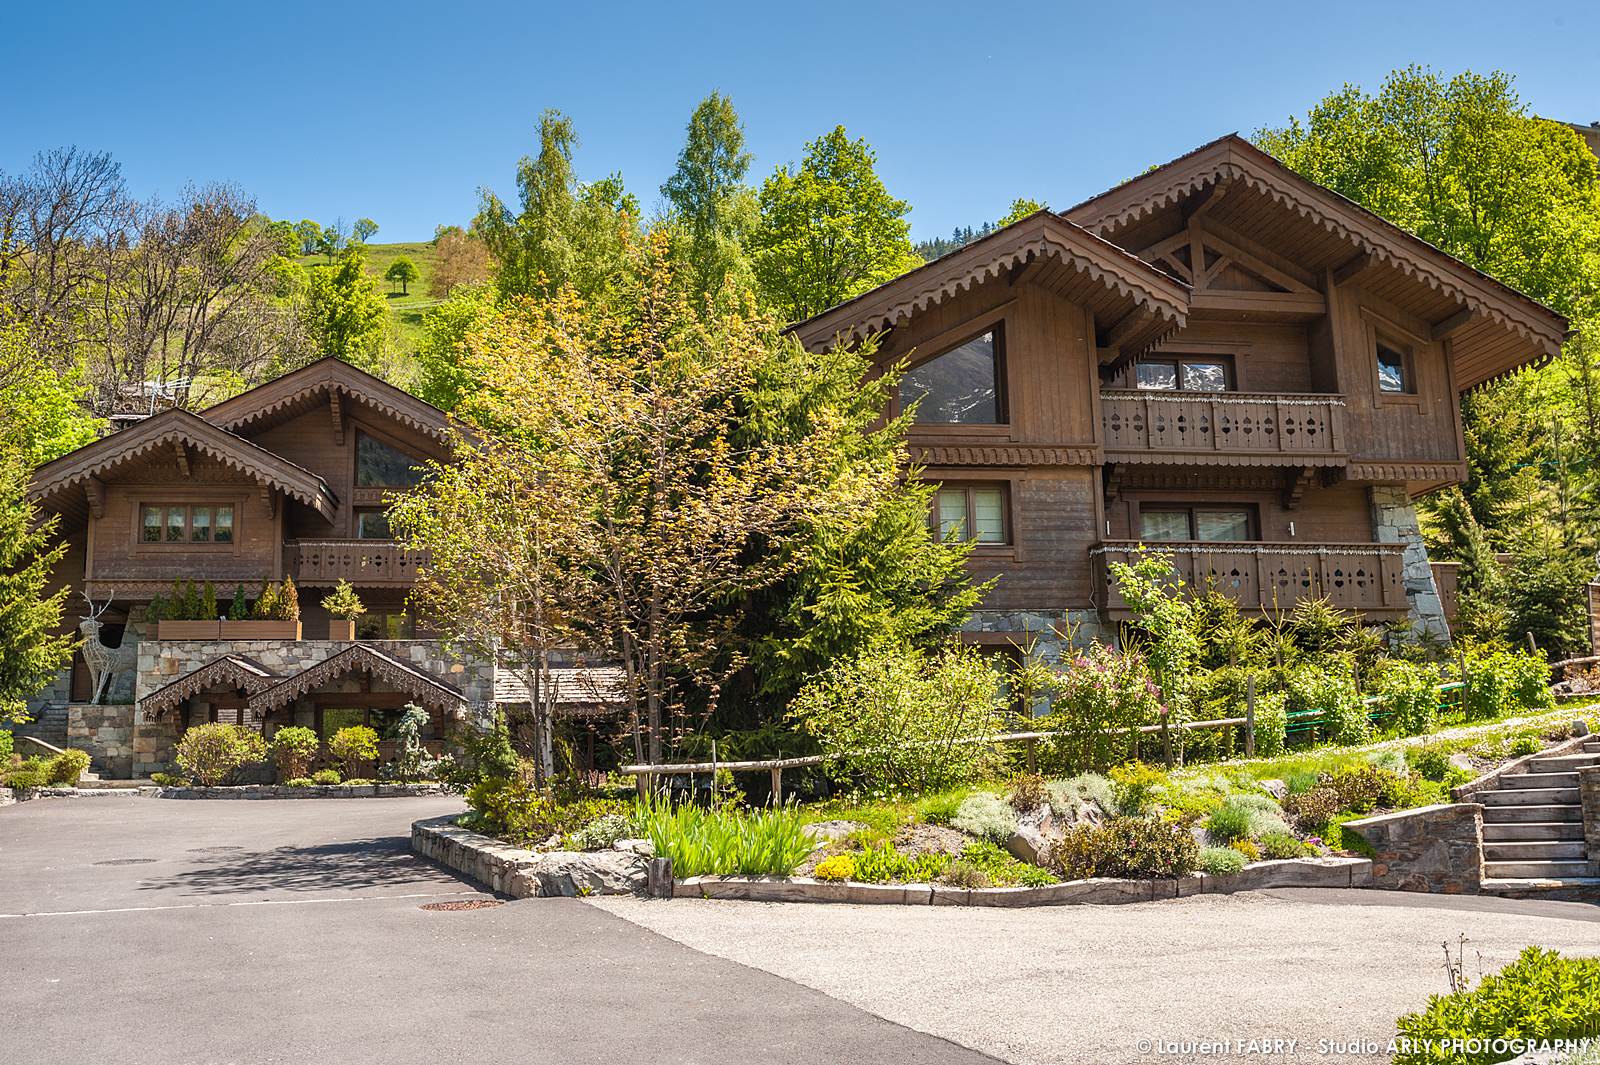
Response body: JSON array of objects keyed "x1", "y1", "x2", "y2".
[
  {"x1": 356, "y1": 612, "x2": 415, "y2": 640},
  {"x1": 139, "y1": 504, "x2": 234, "y2": 545},
  {"x1": 1138, "y1": 505, "x2": 1256, "y2": 542},
  {"x1": 1136, "y1": 356, "x2": 1233, "y2": 392},
  {"x1": 1376, "y1": 341, "x2": 1411, "y2": 394},
  {"x1": 356, "y1": 432, "x2": 426, "y2": 488},
  {"x1": 900, "y1": 328, "x2": 1004, "y2": 424},
  {"x1": 355, "y1": 509, "x2": 393, "y2": 539},
  {"x1": 933, "y1": 484, "x2": 1008, "y2": 544}
]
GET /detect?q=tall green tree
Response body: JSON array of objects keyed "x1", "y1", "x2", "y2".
[
  {"x1": 749, "y1": 126, "x2": 920, "y2": 322},
  {"x1": 352, "y1": 217, "x2": 379, "y2": 244},
  {"x1": 384, "y1": 256, "x2": 419, "y2": 294},
  {"x1": 474, "y1": 109, "x2": 639, "y2": 303},
  {"x1": 302, "y1": 247, "x2": 386, "y2": 367},
  {"x1": 0, "y1": 458, "x2": 76, "y2": 724},
  {"x1": 0, "y1": 313, "x2": 104, "y2": 464},
  {"x1": 661, "y1": 91, "x2": 757, "y2": 300},
  {"x1": 996, "y1": 197, "x2": 1047, "y2": 226}
]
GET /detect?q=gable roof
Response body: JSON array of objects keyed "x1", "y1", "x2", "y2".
[
  {"x1": 200, "y1": 357, "x2": 453, "y2": 442},
  {"x1": 29, "y1": 408, "x2": 337, "y2": 522},
  {"x1": 139, "y1": 655, "x2": 280, "y2": 720},
  {"x1": 788, "y1": 211, "x2": 1191, "y2": 356},
  {"x1": 1063, "y1": 135, "x2": 1570, "y2": 389},
  {"x1": 247, "y1": 643, "x2": 466, "y2": 716}
]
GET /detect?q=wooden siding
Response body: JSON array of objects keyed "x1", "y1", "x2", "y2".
[
  {"x1": 1107, "y1": 481, "x2": 1377, "y2": 543},
  {"x1": 1100, "y1": 391, "x2": 1345, "y2": 463}
]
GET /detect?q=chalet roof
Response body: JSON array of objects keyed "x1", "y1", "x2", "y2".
[
  {"x1": 493, "y1": 666, "x2": 628, "y2": 715},
  {"x1": 139, "y1": 655, "x2": 280, "y2": 720},
  {"x1": 1063, "y1": 135, "x2": 1570, "y2": 390},
  {"x1": 200, "y1": 357, "x2": 453, "y2": 442},
  {"x1": 247, "y1": 643, "x2": 466, "y2": 716},
  {"x1": 28, "y1": 408, "x2": 338, "y2": 523},
  {"x1": 788, "y1": 211, "x2": 1191, "y2": 357}
]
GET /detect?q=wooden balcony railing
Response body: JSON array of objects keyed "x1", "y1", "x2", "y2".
[
  {"x1": 287, "y1": 540, "x2": 427, "y2": 586},
  {"x1": 1100, "y1": 390, "x2": 1346, "y2": 460},
  {"x1": 1092, "y1": 541, "x2": 1407, "y2": 616}
]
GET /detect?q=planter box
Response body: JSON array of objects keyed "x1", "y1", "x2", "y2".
[
  {"x1": 327, "y1": 619, "x2": 356, "y2": 640},
  {"x1": 156, "y1": 620, "x2": 221, "y2": 639},
  {"x1": 219, "y1": 620, "x2": 302, "y2": 639}
]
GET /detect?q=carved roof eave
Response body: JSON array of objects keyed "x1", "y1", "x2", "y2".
[
  {"x1": 788, "y1": 212, "x2": 1190, "y2": 352},
  {"x1": 201, "y1": 358, "x2": 453, "y2": 442},
  {"x1": 139, "y1": 655, "x2": 280, "y2": 720},
  {"x1": 1063, "y1": 135, "x2": 1569, "y2": 362},
  {"x1": 28, "y1": 409, "x2": 337, "y2": 520},
  {"x1": 247, "y1": 643, "x2": 467, "y2": 715}
]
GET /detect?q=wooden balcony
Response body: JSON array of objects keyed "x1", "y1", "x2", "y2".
[
  {"x1": 1100, "y1": 390, "x2": 1346, "y2": 464},
  {"x1": 287, "y1": 540, "x2": 427, "y2": 586},
  {"x1": 1092, "y1": 540, "x2": 1408, "y2": 617}
]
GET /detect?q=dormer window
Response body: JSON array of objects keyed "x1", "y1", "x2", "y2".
[
  {"x1": 356, "y1": 432, "x2": 426, "y2": 488},
  {"x1": 900, "y1": 327, "x2": 1005, "y2": 424},
  {"x1": 1376, "y1": 341, "x2": 1412, "y2": 394}
]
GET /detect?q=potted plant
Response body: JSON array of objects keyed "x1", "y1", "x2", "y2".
[
  {"x1": 321, "y1": 580, "x2": 365, "y2": 640},
  {"x1": 154, "y1": 579, "x2": 222, "y2": 639},
  {"x1": 220, "y1": 578, "x2": 302, "y2": 639}
]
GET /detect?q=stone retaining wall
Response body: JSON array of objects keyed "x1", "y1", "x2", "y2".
[
  {"x1": 1342, "y1": 803, "x2": 1484, "y2": 893},
  {"x1": 411, "y1": 815, "x2": 666, "y2": 898},
  {"x1": 1371, "y1": 486, "x2": 1450, "y2": 642},
  {"x1": 1581, "y1": 765, "x2": 1600, "y2": 876},
  {"x1": 161, "y1": 783, "x2": 447, "y2": 800}
]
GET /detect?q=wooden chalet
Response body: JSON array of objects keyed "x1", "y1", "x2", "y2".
[{"x1": 793, "y1": 134, "x2": 1569, "y2": 656}]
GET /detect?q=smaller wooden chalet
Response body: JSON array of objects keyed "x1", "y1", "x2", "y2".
[
  {"x1": 792, "y1": 134, "x2": 1570, "y2": 663},
  {"x1": 22, "y1": 358, "x2": 621, "y2": 778}
]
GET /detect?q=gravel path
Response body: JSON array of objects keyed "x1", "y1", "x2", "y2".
[{"x1": 589, "y1": 888, "x2": 1600, "y2": 1065}]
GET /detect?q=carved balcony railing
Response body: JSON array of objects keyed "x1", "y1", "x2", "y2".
[
  {"x1": 1092, "y1": 541, "x2": 1407, "y2": 616},
  {"x1": 1100, "y1": 390, "x2": 1346, "y2": 463},
  {"x1": 287, "y1": 540, "x2": 427, "y2": 586}
]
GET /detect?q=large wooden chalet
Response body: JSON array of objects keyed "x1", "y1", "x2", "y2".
[
  {"x1": 793, "y1": 135, "x2": 1568, "y2": 661},
  {"x1": 19, "y1": 135, "x2": 1571, "y2": 778}
]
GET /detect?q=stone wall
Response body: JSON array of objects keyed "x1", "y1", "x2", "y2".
[
  {"x1": 1370, "y1": 486, "x2": 1451, "y2": 643},
  {"x1": 1588, "y1": 583, "x2": 1600, "y2": 657},
  {"x1": 1581, "y1": 765, "x2": 1600, "y2": 876},
  {"x1": 1343, "y1": 803, "x2": 1484, "y2": 894},
  {"x1": 65, "y1": 701, "x2": 182, "y2": 779},
  {"x1": 964, "y1": 609, "x2": 1110, "y2": 662}
]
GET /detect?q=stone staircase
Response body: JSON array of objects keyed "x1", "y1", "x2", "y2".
[
  {"x1": 10, "y1": 703, "x2": 69, "y2": 749},
  {"x1": 1478, "y1": 740, "x2": 1600, "y2": 897}
]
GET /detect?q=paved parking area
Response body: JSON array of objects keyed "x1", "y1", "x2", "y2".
[
  {"x1": 591, "y1": 888, "x2": 1600, "y2": 1065},
  {"x1": 1, "y1": 797, "x2": 995, "y2": 1065}
]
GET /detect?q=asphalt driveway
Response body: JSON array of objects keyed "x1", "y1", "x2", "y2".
[{"x1": 0, "y1": 796, "x2": 994, "y2": 1065}]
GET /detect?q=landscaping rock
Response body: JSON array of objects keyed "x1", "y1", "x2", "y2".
[
  {"x1": 1259, "y1": 779, "x2": 1288, "y2": 801},
  {"x1": 1006, "y1": 808, "x2": 1064, "y2": 866},
  {"x1": 1573, "y1": 719, "x2": 1591, "y2": 738},
  {"x1": 896, "y1": 823, "x2": 968, "y2": 856},
  {"x1": 519, "y1": 850, "x2": 649, "y2": 898},
  {"x1": 1448, "y1": 753, "x2": 1477, "y2": 774},
  {"x1": 611, "y1": 838, "x2": 654, "y2": 856},
  {"x1": 806, "y1": 820, "x2": 866, "y2": 845}
]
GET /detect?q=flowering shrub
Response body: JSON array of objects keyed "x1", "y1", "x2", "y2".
[
  {"x1": 268, "y1": 726, "x2": 320, "y2": 782},
  {"x1": 174, "y1": 724, "x2": 267, "y2": 786},
  {"x1": 328, "y1": 725, "x2": 379, "y2": 778},
  {"x1": 812, "y1": 854, "x2": 856, "y2": 882},
  {"x1": 1035, "y1": 643, "x2": 1165, "y2": 773}
]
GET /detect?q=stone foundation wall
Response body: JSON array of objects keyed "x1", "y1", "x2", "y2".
[
  {"x1": 66, "y1": 702, "x2": 183, "y2": 779},
  {"x1": 1370, "y1": 486, "x2": 1451, "y2": 643},
  {"x1": 964, "y1": 609, "x2": 1111, "y2": 662},
  {"x1": 1581, "y1": 765, "x2": 1600, "y2": 876},
  {"x1": 1343, "y1": 803, "x2": 1484, "y2": 894}
]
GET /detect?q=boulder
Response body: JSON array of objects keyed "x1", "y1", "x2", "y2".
[
  {"x1": 1448, "y1": 753, "x2": 1477, "y2": 774},
  {"x1": 1259, "y1": 778, "x2": 1288, "y2": 801},
  {"x1": 611, "y1": 838, "x2": 654, "y2": 856},
  {"x1": 806, "y1": 820, "x2": 866, "y2": 848},
  {"x1": 1006, "y1": 808, "x2": 1064, "y2": 866},
  {"x1": 1573, "y1": 719, "x2": 1591, "y2": 738},
  {"x1": 520, "y1": 851, "x2": 650, "y2": 897}
]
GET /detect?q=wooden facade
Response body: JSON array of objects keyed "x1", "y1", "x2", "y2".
[{"x1": 793, "y1": 136, "x2": 1569, "y2": 634}]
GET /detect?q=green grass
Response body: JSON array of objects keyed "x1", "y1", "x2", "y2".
[{"x1": 297, "y1": 240, "x2": 445, "y2": 351}]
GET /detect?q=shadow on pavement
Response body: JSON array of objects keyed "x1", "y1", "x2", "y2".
[{"x1": 137, "y1": 836, "x2": 468, "y2": 897}]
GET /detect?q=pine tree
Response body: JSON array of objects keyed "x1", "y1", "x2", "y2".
[{"x1": 0, "y1": 460, "x2": 75, "y2": 724}]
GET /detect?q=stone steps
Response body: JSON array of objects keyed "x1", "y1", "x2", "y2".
[
  {"x1": 1481, "y1": 803, "x2": 1582, "y2": 824},
  {"x1": 11, "y1": 704, "x2": 69, "y2": 748},
  {"x1": 1483, "y1": 859, "x2": 1593, "y2": 879},
  {"x1": 1481, "y1": 821, "x2": 1585, "y2": 842},
  {"x1": 1497, "y1": 770, "x2": 1580, "y2": 789},
  {"x1": 1479, "y1": 786, "x2": 1580, "y2": 806},
  {"x1": 1481, "y1": 840, "x2": 1587, "y2": 862},
  {"x1": 1480, "y1": 876, "x2": 1600, "y2": 901}
]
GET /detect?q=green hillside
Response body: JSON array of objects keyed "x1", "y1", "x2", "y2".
[{"x1": 299, "y1": 240, "x2": 445, "y2": 350}]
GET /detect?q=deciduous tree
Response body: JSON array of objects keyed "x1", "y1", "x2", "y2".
[
  {"x1": 384, "y1": 255, "x2": 419, "y2": 294},
  {"x1": 0, "y1": 458, "x2": 76, "y2": 725},
  {"x1": 661, "y1": 91, "x2": 757, "y2": 299},
  {"x1": 302, "y1": 247, "x2": 386, "y2": 366},
  {"x1": 352, "y1": 217, "x2": 379, "y2": 244}
]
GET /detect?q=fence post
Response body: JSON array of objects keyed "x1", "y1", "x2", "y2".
[
  {"x1": 1245, "y1": 675, "x2": 1257, "y2": 759},
  {"x1": 1527, "y1": 631, "x2": 1539, "y2": 655},
  {"x1": 710, "y1": 740, "x2": 718, "y2": 807},
  {"x1": 1160, "y1": 714, "x2": 1174, "y2": 768},
  {"x1": 1025, "y1": 737, "x2": 1038, "y2": 774},
  {"x1": 770, "y1": 766, "x2": 783, "y2": 806}
]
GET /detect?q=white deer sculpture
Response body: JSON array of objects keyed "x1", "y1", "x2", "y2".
[{"x1": 80, "y1": 592, "x2": 136, "y2": 705}]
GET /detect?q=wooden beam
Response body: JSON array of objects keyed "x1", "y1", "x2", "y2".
[
  {"x1": 259, "y1": 486, "x2": 276, "y2": 519},
  {"x1": 1331, "y1": 252, "x2": 1374, "y2": 287},
  {"x1": 1283, "y1": 467, "x2": 1315, "y2": 510},
  {"x1": 1430, "y1": 307, "x2": 1474, "y2": 342},
  {"x1": 173, "y1": 441, "x2": 190, "y2": 478},
  {"x1": 84, "y1": 476, "x2": 106, "y2": 519},
  {"x1": 330, "y1": 390, "x2": 345, "y2": 447},
  {"x1": 1097, "y1": 307, "x2": 1146, "y2": 350},
  {"x1": 1181, "y1": 175, "x2": 1234, "y2": 222}
]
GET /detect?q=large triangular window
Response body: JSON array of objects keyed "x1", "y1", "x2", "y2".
[
  {"x1": 899, "y1": 327, "x2": 1004, "y2": 424},
  {"x1": 356, "y1": 432, "x2": 426, "y2": 488}
]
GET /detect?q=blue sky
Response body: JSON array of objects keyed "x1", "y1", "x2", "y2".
[{"x1": 5, "y1": 0, "x2": 1597, "y2": 244}]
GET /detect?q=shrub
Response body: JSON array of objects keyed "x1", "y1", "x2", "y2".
[
  {"x1": 958, "y1": 840, "x2": 1059, "y2": 886},
  {"x1": 564, "y1": 812, "x2": 632, "y2": 852},
  {"x1": 312, "y1": 768, "x2": 341, "y2": 785},
  {"x1": 812, "y1": 854, "x2": 856, "y2": 882},
  {"x1": 3, "y1": 757, "x2": 52, "y2": 789},
  {"x1": 45, "y1": 748, "x2": 92, "y2": 785},
  {"x1": 1320, "y1": 765, "x2": 1390, "y2": 813},
  {"x1": 1198, "y1": 846, "x2": 1246, "y2": 876},
  {"x1": 1205, "y1": 800, "x2": 1257, "y2": 844},
  {"x1": 1407, "y1": 744, "x2": 1454, "y2": 781},
  {"x1": 939, "y1": 861, "x2": 993, "y2": 889},
  {"x1": 950, "y1": 793, "x2": 1018, "y2": 844},
  {"x1": 1371, "y1": 659, "x2": 1444, "y2": 735},
  {"x1": 1510, "y1": 734, "x2": 1541, "y2": 757},
  {"x1": 1053, "y1": 817, "x2": 1199, "y2": 880},
  {"x1": 1252, "y1": 690, "x2": 1288, "y2": 758},
  {"x1": 320, "y1": 579, "x2": 366, "y2": 621},
  {"x1": 850, "y1": 842, "x2": 951, "y2": 884},
  {"x1": 789, "y1": 643, "x2": 1005, "y2": 794},
  {"x1": 327, "y1": 726, "x2": 379, "y2": 778},
  {"x1": 1288, "y1": 667, "x2": 1369, "y2": 746},
  {"x1": 1007, "y1": 772, "x2": 1048, "y2": 812},
  {"x1": 268, "y1": 726, "x2": 320, "y2": 782},
  {"x1": 1259, "y1": 830, "x2": 1310, "y2": 859},
  {"x1": 1284, "y1": 786, "x2": 1343, "y2": 834},
  {"x1": 285, "y1": 777, "x2": 314, "y2": 788},
  {"x1": 0, "y1": 729, "x2": 12, "y2": 765},
  {"x1": 1229, "y1": 839, "x2": 1261, "y2": 862},
  {"x1": 636, "y1": 802, "x2": 815, "y2": 877},
  {"x1": 1108, "y1": 761, "x2": 1165, "y2": 816},
  {"x1": 150, "y1": 771, "x2": 185, "y2": 787},
  {"x1": 174, "y1": 724, "x2": 267, "y2": 786},
  {"x1": 1394, "y1": 947, "x2": 1600, "y2": 1064},
  {"x1": 1464, "y1": 644, "x2": 1554, "y2": 720},
  {"x1": 1031, "y1": 643, "x2": 1166, "y2": 772}
]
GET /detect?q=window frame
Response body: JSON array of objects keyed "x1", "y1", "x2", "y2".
[
  {"x1": 897, "y1": 322, "x2": 1010, "y2": 427},
  {"x1": 1136, "y1": 503, "x2": 1259, "y2": 543},
  {"x1": 136, "y1": 502, "x2": 238, "y2": 547},
  {"x1": 353, "y1": 508, "x2": 394, "y2": 540},
  {"x1": 1134, "y1": 355, "x2": 1236, "y2": 393},
  {"x1": 931, "y1": 482, "x2": 1012, "y2": 547},
  {"x1": 353, "y1": 426, "x2": 429, "y2": 490},
  {"x1": 1374, "y1": 336, "x2": 1415, "y2": 396}
]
